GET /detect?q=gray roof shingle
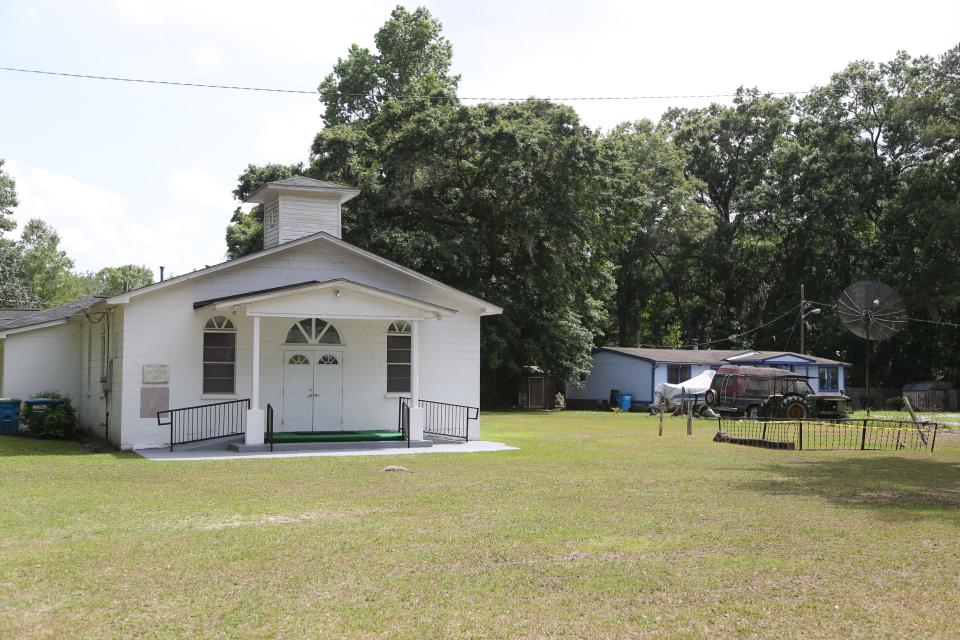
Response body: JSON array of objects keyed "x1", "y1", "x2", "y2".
[
  {"x1": 599, "y1": 346, "x2": 848, "y2": 366},
  {"x1": 0, "y1": 308, "x2": 42, "y2": 328},
  {"x1": 269, "y1": 176, "x2": 355, "y2": 190},
  {"x1": 0, "y1": 296, "x2": 106, "y2": 331}
]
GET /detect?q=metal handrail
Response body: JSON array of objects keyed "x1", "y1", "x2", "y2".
[
  {"x1": 157, "y1": 398, "x2": 250, "y2": 451},
  {"x1": 266, "y1": 403, "x2": 274, "y2": 452},
  {"x1": 397, "y1": 397, "x2": 411, "y2": 448},
  {"x1": 397, "y1": 397, "x2": 479, "y2": 441}
]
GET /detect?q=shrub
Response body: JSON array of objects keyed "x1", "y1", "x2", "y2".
[
  {"x1": 20, "y1": 391, "x2": 77, "y2": 439},
  {"x1": 884, "y1": 396, "x2": 904, "y2": 410}
]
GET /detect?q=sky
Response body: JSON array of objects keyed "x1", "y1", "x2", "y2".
[{"x1": 1, "y1": 0, "x2": 958, "y2": 279}]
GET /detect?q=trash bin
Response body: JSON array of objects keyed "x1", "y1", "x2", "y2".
[
  {"x1": 23, "y1": 398, "x2": 63, "y2": 432},
  {"x1": 0, "y1": 399, "x2": 21, "y2": 435},
  {"x1": 619, "y1": 393, "x2": 633, "y2": 412},
  {"x1": 609, "y1": 389, "x2": 620, "y2": 409}
]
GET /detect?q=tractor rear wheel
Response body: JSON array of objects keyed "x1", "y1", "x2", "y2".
[{"x1": 780, "y1": 395, "x2": 811, "y2": 420}]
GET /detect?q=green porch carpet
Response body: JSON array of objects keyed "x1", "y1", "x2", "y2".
[{"x1": 268, "y1": 430, "x2": 405, "y2": 443}]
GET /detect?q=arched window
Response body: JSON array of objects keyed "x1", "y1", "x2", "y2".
[
  {"x1": 318, "y1": 354, "x2": 339, "y2": 365},
  {"x1": 203, "y1": 316, "x2": 236, "y2": 394},
  {"x1": 284, "y1": 318, "x2": 343, "y2": 345},
  {"x1": 386, "y1": 321, "x2": 412, "y2": 393}
]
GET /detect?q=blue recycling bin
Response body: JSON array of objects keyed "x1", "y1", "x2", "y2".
[
  {"x1": 619, "y1": 393, "x2": 633, "y2": 412},
  {"x1": 0, "y1": 399, "x2": 22, "y2": 435}
]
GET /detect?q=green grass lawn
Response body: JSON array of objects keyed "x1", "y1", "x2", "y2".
[{"x1": 1, "y1": 412, "x2": 958, "y2": 639}]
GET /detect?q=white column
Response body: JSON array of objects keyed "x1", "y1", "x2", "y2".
[
  {"x1": 245, "y1": 315, "x2": 265, "y2": 445},
  {"x1": 408, "y1": 318, "x2": 424, "y2": 441},
  {"x1": 410, "y1": 318, "x2": 420, "y2": 406},
  {"x1": 251, "y1": 316, "x2": 261, "y2": 409}
]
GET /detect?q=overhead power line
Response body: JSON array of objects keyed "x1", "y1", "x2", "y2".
[
  {"x1": 638, "y1": 304, "x2": 801, "y2": 350},
  {"x1": 906, "y1": 316, "x2": 960, "y2": 329},
  {"x1": 0, "y1": 66, "x2": 814, "y2": 102},
  {"x1": 791, "y1": 299, "x2": 960, "y2": 330}
]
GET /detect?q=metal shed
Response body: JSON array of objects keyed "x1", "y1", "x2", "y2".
[{"x1": 902, "y1": 381, "x2": 957, "y2": 411}]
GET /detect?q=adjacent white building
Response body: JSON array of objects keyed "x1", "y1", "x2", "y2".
[
  {"x1": 565, "y1": 347, "x2": 849, "y2": 409},
  {"x1": 0, "y1": 178, "x2": 502, "y2": 450}
]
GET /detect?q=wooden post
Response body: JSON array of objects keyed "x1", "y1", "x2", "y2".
[
  {"x1": 686, "y1": 397, "x2": 693, "y2": 436},
  {"x1": 658, "y1": 398, "x2": 664, "y2": 436},
  {"x1": 902, "y1": 395, "x2": 928, "y2": 446}
]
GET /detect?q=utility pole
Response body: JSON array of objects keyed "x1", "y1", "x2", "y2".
[
  {"x1": 800, "y1": 284, "x2": 805, "y2": 355},
  {"x1": 798, "y1": 284, "x2": 821, "y2": 356}
]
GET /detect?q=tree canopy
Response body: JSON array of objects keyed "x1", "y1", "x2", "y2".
[
  {"x1": 225, "y1": 6, "x2": 960, "y2": 403},
  {"x1": 0, "y1": 162, "x2": 154, "y2": 308}
]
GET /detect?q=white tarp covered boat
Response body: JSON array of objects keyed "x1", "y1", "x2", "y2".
[{"x1": 653, "y1": 369, "x2": 716, "y2": 409}]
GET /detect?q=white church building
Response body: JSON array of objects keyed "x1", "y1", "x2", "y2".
[{"x1": 0, "y1": 178, "x2": 502, "y2": 451}]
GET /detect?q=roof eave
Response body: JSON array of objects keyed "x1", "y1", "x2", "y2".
[
  {"x1": 0, "y1": 319, "x2": 69, "y2": 338},
  {"x1": 245, "y1": 183, "x2": 361, "y2": 205},
  {"x1": 108, "y1": 232, "x2": 502, "y2": 315},
  {"x1": 206, "y1": 279, "x2": 458, "y2": 317}
]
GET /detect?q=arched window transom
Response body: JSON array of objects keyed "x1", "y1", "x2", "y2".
[
  {"x1": 205, "y1": 316, "x2": 235, "y2": 331},
  {"x1": 318, "y1": 354, "x2": 339, "y2": 365},
  {"x1": 387, "y1": 321, "x2": 411, "y2": 334},
  {"x1": 287, "y1": 354, "x2": 310, "y2": 365},
  {"x1": 284, "y1": 318, "x2": 343, "y2": 345}
]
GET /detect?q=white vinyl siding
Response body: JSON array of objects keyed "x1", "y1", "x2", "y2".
[
  {"x1": 109, "y1": 241, "x2": 483, "y2": 449},
  {"x1": 278, "y1": 193, "x2": 341, "y2": 242},
  {"x1": 262, "y1": 196, "x2": 280, "y2": 248}
]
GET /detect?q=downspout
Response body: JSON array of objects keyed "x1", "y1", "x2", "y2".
[{"x1": 103, "y1": 309, "x2": 111, "y2": 443}]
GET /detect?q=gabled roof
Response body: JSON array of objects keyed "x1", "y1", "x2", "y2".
[
  {"x1": 0, "y1": 308, "x2": 42, "y2": 328},
  {"x1": 0, "y1": 296, "x2": 106, "y2": 335},
  {"x1": 271, "y1": 177, "x2": 352, "y2": 189},
  {"x1": 193, "y1": 279, "x2": 457, "y2": 316},
  {"x1": 108, "y1": 231, "x2": 502, "y2": 315},
  {"x1": 597, "y1": 346, "x2": 848, "y2": 366}
]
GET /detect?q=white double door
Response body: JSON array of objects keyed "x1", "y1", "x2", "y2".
[{"x1": 282, "y1": 350, "x2": 343, "y2": 431}]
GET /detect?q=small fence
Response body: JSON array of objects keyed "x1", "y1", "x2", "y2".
[
  {"x1": 715, "y1": 417, "x2": 940, "y2": 453},
  {"x1": 157, "y1": 398, "x2": 250, "y2": 451},
  {"x1": 397, "y1": 397, "x2": 479, "y2": 441}
]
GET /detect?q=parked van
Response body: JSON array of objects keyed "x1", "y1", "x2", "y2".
[{"x1": 704, "y1": 365, "x2": 848, "y2": 419}]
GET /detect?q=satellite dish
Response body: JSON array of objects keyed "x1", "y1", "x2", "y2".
[
  {"x1": 838, "y1": 280, "x2": 907, "y2": 341},
  {"x1": 837, "y1": 281, "x2": 907, "y2": 412}
]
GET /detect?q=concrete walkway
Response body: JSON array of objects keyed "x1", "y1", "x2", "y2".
[{"x1": 136, "y1": 440, "x2": 517, "y2": 462}]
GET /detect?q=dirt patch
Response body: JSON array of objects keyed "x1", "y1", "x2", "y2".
[{"x1": 195, "y1": 510, "x2": 364, "y2": 530}]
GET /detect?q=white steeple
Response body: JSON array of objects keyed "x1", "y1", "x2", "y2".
[{"x1": 245, "y1": 177, "x2": 360, "y2": 248}]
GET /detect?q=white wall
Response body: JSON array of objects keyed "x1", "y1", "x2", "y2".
[
  {"x1": 566, "y1": 351, "x2": 655, "y2": 404},
  {"x1": 1, "y1": 322, "x2": 81, "y2": 403},
  {"x1": 278, "y1": 193, "x2": 341, "y2": 242},
  {"x1": 77, "y1": 319, "x2": 106, "y2": 439},
  {"x1": 651, "y1": 363, "x2": 713, "y2": 392},
  {"x1": 263, "y1": 196, "x2": 280, "y2": 249},
  {"x1": 114, "y1": 240, "x2": 484, "y2": 449}
]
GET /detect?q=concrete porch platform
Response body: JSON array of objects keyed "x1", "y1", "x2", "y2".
[
  {"x1": 230, "y1": 438, "x2": 433, "y2": 453},
  {"x1": 135, "y1": 440, "x2": 516, "y2": 461}
]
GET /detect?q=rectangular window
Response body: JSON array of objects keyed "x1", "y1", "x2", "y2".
[
  {"x1": 203, "y1": 331, "x2": 236, "y2": 394},
  {"x1": 819, "y1": 366, "x2": 839, "y2": 392},
  {"x1": 667, "y1": 365, "x2": 691, "y2": 384},
  {"x1": 386, "y1": 334, "x2": 411, "y2": 393},
  {"x1": 746, "y1": 377, "x2": 770, "y2": 397}
]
